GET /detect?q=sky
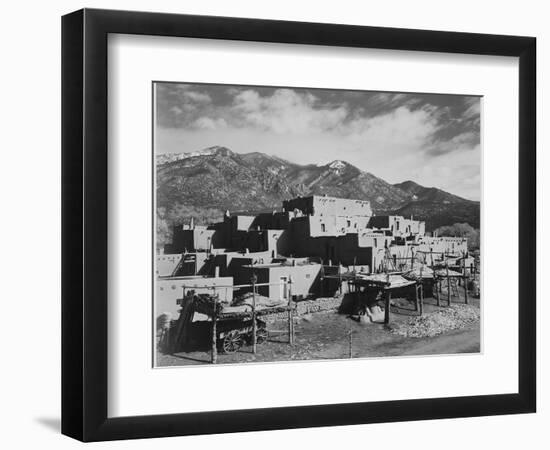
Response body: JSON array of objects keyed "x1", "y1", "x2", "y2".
[{"x1": 155, "y1": 82, "x2": 481, "y2": 201}]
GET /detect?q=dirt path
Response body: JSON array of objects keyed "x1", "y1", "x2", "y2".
[
  {"x1": 364, "y1": 326, "x2": 480, "y2": 357},
  {"x1": 157, "y1": 302, "x2": 480, "y2": 367}
]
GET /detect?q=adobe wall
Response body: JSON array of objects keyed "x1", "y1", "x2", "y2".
[
  {"x1": 171, "y1": 226, "x2": 218, "y2": 252},
  {"x1": 156, "y1": 276, "x2": 234, "y2": 318},
  {"x1": 266, "y1": 263, "x2": 322, "y2": 299},
  {"x1": 283, "y1": 195, "x2": 372, "y2": 217},
  {"x1": 417, "y1": 236, "x2": 468, "y2": 255},
  {"x1": 312, "y1": 196, "x2": 372, "y2": 217},
  {"x1": 307, "y1": 215, "x2": 371, "y2": 237},
  {"x1": 156, "y1": 254, "x2": 182, "y2": 277}
]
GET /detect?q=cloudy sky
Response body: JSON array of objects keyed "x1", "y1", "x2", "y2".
[{"x1": 155, "y1": 82, "x2": 481, "y2": 200}]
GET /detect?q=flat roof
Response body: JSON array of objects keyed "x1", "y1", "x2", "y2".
[{"x1": 243, "y1": 262, "x2": 320, "y2": 269}]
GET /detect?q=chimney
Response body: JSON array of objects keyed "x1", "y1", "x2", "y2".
[{"x1": 214, "y1": 266, "x2": 220, "y2": 277}]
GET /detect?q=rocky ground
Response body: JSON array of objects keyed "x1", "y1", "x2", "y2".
[{"x1": 156, "y1": 291, "x2": 480, "y2": 367}]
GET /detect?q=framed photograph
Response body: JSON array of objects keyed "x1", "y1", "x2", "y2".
[{"x1": 62, "y1": 8, "x2": 536, "y2": 442}]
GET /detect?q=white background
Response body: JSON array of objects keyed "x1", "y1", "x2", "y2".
[
  {"x1": 109, "y1": 35, "x2": 518, "y2": 417},
  {"x1": 0, "y1": 0, "x2": 546, "y2": 449}
]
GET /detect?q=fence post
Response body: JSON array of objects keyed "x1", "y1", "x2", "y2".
[
  {"x1": 288, "y1": 276, "x2": 294, "y2": 345},
  {"x1": 436, "y1": 276, "x2": 441, "y2": 307},
  {"x1": 418, "y1": 284, "x2": 423, "y2": 315},
  {"x1": 446, "y1": 263, "x2": 451, "y2": 306},
  {"x1": 464, "y1": 275, "x2": 469, "y2": 305},
  {"x1": 348, "y1": 324, "x2": 353, "y2": 359},
  {"x1": 211, "y1": 298, "x2": 217, "y2": 364},
  {"x1": 338, "y1": 264, "x2": 342, "y2": 295},
  {"x1": 251, "y1": 274, "x2": 257, "y2": 354},
  {"x1": 320, "y1": 264, "x2": 325, "y2": 297}
]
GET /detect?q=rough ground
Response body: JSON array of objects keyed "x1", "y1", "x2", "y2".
[
  {"x1": 156, "y1": 293, "x2": 480, "y2": 367},
  {"x1": 390, "y1": 304, "x2": 480, "y2": 338}
]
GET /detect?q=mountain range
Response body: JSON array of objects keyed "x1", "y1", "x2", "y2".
[{"x1": 156, "y1": 146, "x2": 480, "y2": 231}]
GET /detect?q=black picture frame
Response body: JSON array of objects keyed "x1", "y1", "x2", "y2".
[{"x1": 61, "y1": 8, "x2": 536, "y2": 442}]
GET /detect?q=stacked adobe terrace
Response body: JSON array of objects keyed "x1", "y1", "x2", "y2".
[{"x1": 156, "y1": 195, "x2": 468, "y2": 318}]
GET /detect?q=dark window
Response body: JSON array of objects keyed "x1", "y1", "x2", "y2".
[{"x1": 321, "y1": 223, "x2": 326, "y2": 232}]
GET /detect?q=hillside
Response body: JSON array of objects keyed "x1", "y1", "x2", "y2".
[
  {"x1": 393, "y1": 180, "x2": 480, "y2": 229},
  {"x1": 156, "y1": 146, "x2": 480, "y2": 232}
]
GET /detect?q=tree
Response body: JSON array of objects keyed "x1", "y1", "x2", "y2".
[{"x1": 434, "y1": 222, "x2": 480, "y2": 251}]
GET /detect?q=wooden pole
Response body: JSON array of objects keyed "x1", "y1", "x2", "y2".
[
  {"x1": 384, "y1": 289, "x2": 391, "y2": 325},
  {"x1": 251, "y1": 275, "x2": 257, "y2": 354},
  {"x1": 418, "y1": 284, "x2": 424, "y2": 315},
  {"x1": 464, "y1": 275, "x2": 469, "y2": 305},
  {"x1": 348, "y1": 324, "x2": 353, "y2": 359},
  {"x1": 411, "y1": 247, "x2": 415, "y2": 270},
  {"x1": 414, "y1": 282, "x2": 419, "y2": 312},
  {"x1": 338, "y1": 264, "x2": 342, "y2": 295},
  {"x1": 288, "y1": 276, "x2": 294, "y2": 345},
  {"x1": 211, "y1": 298, "x2": 217, "y2": 364},
  {"x1": 446, "y1": 263, "x2": 451, "y2": 306},
  {"x1": 460, "y1": 251, "x2": 466, "y2": 286},
  {"x1": 320, "y1": 264, "x2": 325, "y2": 297},
  {"x1": 436, "y1": 277, "x2": 441, "y2": 307}
]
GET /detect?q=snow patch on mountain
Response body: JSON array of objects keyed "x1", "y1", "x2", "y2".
[
  {"x1": 156, "y1": 146, "x2": 231, "y2": 165},
  {"x1": 328, "y1": 160, "x2": 347, "y2": 170}
]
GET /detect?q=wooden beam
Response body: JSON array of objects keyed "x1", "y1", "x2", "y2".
[
  {"x1": 251, "y1": 275, "x2": 257, "y2": 354},
  {"x1": 436, "y1": 278, "x2": 441, "y2": 307},
  {"x1": 418, "y1": 284, "x2": 424, "y2": 315},
  {"x1": 464, "y1": 275, "x2": 469, "y2": 305},
  {"x1": 288, "y1": 277, "x2": 294, "y2": 345},
  {"x1": 446, "y1": 264, "x2": 451, "y2": 306},
  {"x1": 211, "y1": 300, "x2": 217, "y2": 364}
]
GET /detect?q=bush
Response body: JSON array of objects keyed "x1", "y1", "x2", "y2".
[{"x1": 434, "y1": 223, "x2": 480, "y2": 251}]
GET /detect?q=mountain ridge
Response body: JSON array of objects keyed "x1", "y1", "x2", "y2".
[{"x1": 156, "y1": 147, "x2": 480, "y2": 231}]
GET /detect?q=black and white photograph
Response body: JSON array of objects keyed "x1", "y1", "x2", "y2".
[
  {"x1": 154, "y1": 82, "x2": 482, "y2": 366},
  {"x1": 0, "y1": 0, "x2": 543, "y2": 446}
]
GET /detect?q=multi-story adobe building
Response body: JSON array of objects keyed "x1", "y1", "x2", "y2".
[{"x1": 157, "y1": 194, "x2": 467, "y2": 303}]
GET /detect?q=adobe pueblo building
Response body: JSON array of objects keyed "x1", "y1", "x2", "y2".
[{"x1": 156, "y1": 195, "x2": 468, "y2": 318}]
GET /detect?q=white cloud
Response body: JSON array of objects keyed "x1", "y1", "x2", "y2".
[
  {"x1": 193, "y1": 117, "x2": 228, "y2": 130},
  {"x1": 183, "y1": 90, "x2": 212, "y2": 103},
  {"x1": 233, "y1": 88, "x2": 348, "y2": 134},
  {"x1": 427, "y1": 131, "x2": 479, "y2": 156},
  {"x1": 344, "y1": 105, "x2": 440, "y2": 149},
  {"x1": 462, "y1": 97, "x2": 481, "y2": 120},
  {"x1": 156, "y1": 86, "x2": 481, "y2": 200}
]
